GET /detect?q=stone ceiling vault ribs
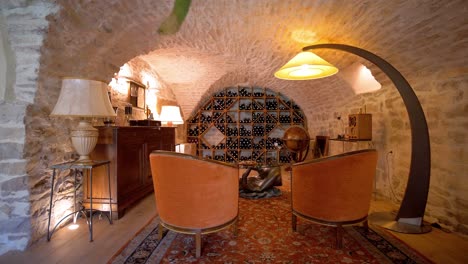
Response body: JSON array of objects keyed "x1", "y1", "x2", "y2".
[
  {"x1": 0, "y1": 0, "x2": 464, "y2": 252},
  {"x1": 42, "y1": 0, "x2": 467, "y2": 119}
]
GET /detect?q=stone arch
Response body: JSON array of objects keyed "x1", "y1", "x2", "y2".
[
  {"x1": 23, "y1": 2, "x2": 179, "y2": 244},
  {"x1": 0, "y1": 0, "x2": 466, "y2": 255},
  {"x1": 0, "y1": 1, "x2": 59, "y2": 254}
]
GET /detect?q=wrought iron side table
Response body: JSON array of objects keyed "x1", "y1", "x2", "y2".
[{"x1": 47, "y1": 160, "x2": 113, "y2": 242}]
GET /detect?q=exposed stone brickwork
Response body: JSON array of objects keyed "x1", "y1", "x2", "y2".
[
  {"x1": 108, "y1": 58, "x2": 178, "y2": 130},
  {"x1": 0, "y1": 0, "x2": 58, "y2": 255},
  {"x1": 0, "y1": 0, "x2": 467, "y2": 256},
  {"x1": 23, "y1": 60, "x2": 176, "y2": 248}
]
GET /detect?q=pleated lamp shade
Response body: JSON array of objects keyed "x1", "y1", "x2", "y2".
[
  {"x1": 51, "y1": 78, "x2": 116, "y2": 161},
  {"x1": 51, "y1": 78, "x2": 116, "y2": 118}
]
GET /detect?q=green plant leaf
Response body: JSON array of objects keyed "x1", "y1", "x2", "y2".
[{"x1": 158, "y1": 0, "x2": 192, "y2": 35}]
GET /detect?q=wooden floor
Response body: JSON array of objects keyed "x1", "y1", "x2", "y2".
[
  {"x1": 0, "y1": 195, "x2": 157, "y2": 264},
  {"x1": 1, "y1": 186, "x2": 467, "y2": 263},
  {"x1": 369, "y1": 200, "x2": 468, "y2": 264}
]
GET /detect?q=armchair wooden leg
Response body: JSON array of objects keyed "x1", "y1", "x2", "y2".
[
  {"x1": 195, "y1": 230, "x2": 201, "y2": 258},
  {"x1": 233, "y1": 218, "x2": 238, "y2": 237},
  {"x1": 292, "y1": 214, "x2": 297, "y2": 232},
  {"x1": 363, "y1": 219, "x2": 369, "y2": 233},
  {"x1": 158, "y1": 223, "x2": 163, "y2": 240},
  {"x1": 336, "y1": 224, "x2": 343, "y2": 249}
]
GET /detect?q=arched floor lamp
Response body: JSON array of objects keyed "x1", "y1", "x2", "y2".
[{"x1": 275, "y1": 44, "x2": 431, "y2": 233}]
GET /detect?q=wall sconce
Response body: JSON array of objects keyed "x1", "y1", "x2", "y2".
[
  {"x1": 275, "y1": 44, "x2": 431, "y2": 234},
  {"x1": 50, "y1": 78, "x2": 116, "y2": 161},
  {"x1": 159, "y1": 105, "x2": 184, "y2": 127}
]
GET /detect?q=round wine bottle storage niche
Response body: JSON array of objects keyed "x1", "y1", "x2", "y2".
[{"x1": 186, "y1": 86, "x2": 307, "y2": 164}]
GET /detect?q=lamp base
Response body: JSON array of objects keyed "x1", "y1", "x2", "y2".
[
  {"x1": 70, "y1": 120, "x2": 99, "y2": 162},
  {"x1": 369, "y1": 211, "x2": 432, "y2": 234}
]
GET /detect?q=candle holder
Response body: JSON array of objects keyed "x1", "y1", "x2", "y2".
[{"x1": 124, "y1": 104, "x2": 133, "y2": 126}]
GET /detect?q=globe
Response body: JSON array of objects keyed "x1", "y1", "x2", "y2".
[{"x1": 282, "y1": 126, "x2": 310, "y2": 162}]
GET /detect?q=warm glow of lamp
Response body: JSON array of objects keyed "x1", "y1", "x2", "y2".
[
  {"x1": 276, "y1": 43, "x2": 432, "y2": 234},
  {"x1": 340, "y1": 62, "x2": 381, "y2": 94},
  {"x1": 159, "y1": 105, "x2": 183, "y2": 127},
  {"x1": 51, "y1": 78, "x2": 116, "y2": 161},
  {"x1": 68, "y1": 223, "x2": 79, "y2": 230},
  {"x1": 274, "y1": 51, "x2": 339, "y2": 80},
  {"x1": 146, "y1": 89, "x2": 157, "y2": 116}
]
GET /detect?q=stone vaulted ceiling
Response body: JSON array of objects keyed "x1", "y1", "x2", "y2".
[
  {"x1": 43, "y1": 0, "x2": 466, "y2": 118},
  {"x1": 0, "y1": 0, "x2": 467, "y2": 250}
]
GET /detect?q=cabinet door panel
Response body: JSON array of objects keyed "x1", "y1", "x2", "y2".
[
  {"x1": 145, "y1": 140, "x2": 160, "y2": 184},
  {"x1": 88, "y1": 127, "x2": 176, "y2": 219},
  {"x1": 117, "y1": 133, "x2": 144, "y2": 200},
  {"x1": 145, "y1": 128, "x2": 174, "y2": 183},
  {"x1": 160, "y1": 128, "x2": 175, "y2": 150}
]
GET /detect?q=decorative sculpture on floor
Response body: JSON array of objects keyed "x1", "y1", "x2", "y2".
[
  {"x1": 238, "y1": 126, "x2": 310, "y2": 199},
  {"x1": 239, "y1": 164, "x2": 282, "y2": 199}
]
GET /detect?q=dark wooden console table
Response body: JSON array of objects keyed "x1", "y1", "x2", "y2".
[{"x1": 88, "y1": 126, "x2": 175, "y2": 219}]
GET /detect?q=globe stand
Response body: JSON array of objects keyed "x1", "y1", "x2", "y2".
[
  {"x1": 289, "y1": 147, "x2": 309, "y2": 163},
  {"x1": 282, "y1": 126, "x2": 311, "y2": 163}
]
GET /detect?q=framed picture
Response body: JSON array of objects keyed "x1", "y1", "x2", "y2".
[{"x1": 129, "y1": 81, "x2": 146, "y2": 109}]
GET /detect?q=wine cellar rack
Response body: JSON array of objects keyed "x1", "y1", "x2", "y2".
[{"x1": 186, "y1": 86, "x2": 306, "y2": 164}]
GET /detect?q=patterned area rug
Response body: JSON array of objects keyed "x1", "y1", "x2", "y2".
[{"x1": 109, "y1": 188, "x2": 432, "y2": 264}]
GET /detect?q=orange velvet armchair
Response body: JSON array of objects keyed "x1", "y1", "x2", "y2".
[
  {"x1": 291, "y1": 149, "x2": 378, "y2": 248},
  {"x1": 149, "y1": 150, "x2": 239, "y2": 258}
]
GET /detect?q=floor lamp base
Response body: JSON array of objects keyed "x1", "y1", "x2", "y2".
[{"x1": 369, "y1": 212, "x2": 432, "y2": 234}]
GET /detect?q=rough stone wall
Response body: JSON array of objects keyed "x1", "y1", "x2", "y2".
[
  {"x1": 123, "y1": 58, "x2": 183, "y2": 143},
  {"x1": 0, "y1": 0, "x2": 57, "y2": 255},
  {"x1": 25, "y1": 55, "x2": 178, "y2": 247},
  {"x1": 20, "y1": 0, "x2": 173, "y2": 249},
  {"x1": 304, "y1": 58, "x2": 467, "y2": 233},
  {"x1": 0, "y1": 0, "x2": 177, "y2": 253},
  {"x1": 0, "y1": 0, "x2": 466, "y2": 256},
  {"x1": 109, "y1": 58, "x2": 177, "y2": 125}
]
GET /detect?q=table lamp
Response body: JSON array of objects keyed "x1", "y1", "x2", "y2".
[
  {"x1": 159, "y1": 105, "x2": 184, "y2": 127},
  {"x1": 50, "y1": 78, "x2": 117, "y2": 161}
]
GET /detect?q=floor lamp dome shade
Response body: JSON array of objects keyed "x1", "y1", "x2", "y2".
[
  {"x1": 276, "y1": 44, "x2": 431, "y2": 234},
  {"x1": 51, "y1": 78, "x2": 117, "y2": 161},
  {"x1": 274, "y1": 51, "x2": 339, "y2": 80}
]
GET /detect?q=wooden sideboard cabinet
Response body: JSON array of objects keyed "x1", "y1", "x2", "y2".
[{"x1": 86, "y1": 126, "x2": 175, "y2": 219}]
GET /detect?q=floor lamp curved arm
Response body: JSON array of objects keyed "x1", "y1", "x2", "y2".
[{"x1": 302, "y1": 44, "x2": 431, "y2": 233}]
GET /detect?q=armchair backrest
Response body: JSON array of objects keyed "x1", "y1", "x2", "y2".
[
  {"x1": 149, "y1": 151, "x2": 239, "y2": 229},
  {"x1": 291, "y1": 149, "x2": 378, "y2": 222}
]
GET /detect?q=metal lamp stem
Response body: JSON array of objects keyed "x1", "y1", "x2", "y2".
[{"x1": 302, "y1": 44, "x2": 431, "y2": 233}]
